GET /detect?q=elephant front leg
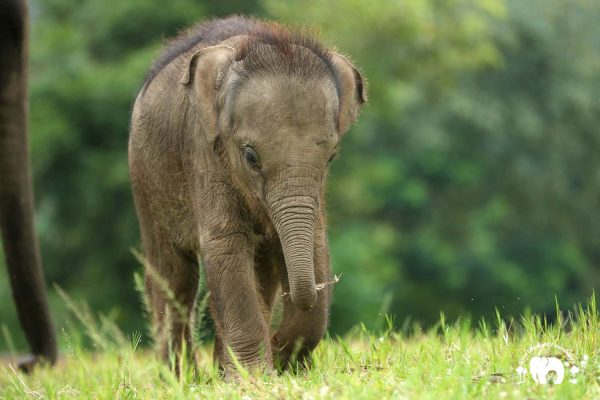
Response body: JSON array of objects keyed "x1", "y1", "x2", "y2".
[
  {"x1": 202, "y1": 231, "x2": 273, "y2": 374},
  {"x1": 272, "y1": 268, "x2": 329, "y2": 370}
]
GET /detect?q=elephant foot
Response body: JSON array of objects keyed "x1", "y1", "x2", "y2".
[
  {"x1": 17, "y1": 353, "x2": 39, "y2": 373},
  {"x1": 16, "y1": 353, "x2": 52, "y2": 373},
  {"x1": 272, "y1": 336, "x2": 314, "y2": 374}
]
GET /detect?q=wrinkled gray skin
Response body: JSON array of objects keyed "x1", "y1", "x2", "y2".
[
  {"x1": 0, "y1": 0, "x2": 57, "y2": 372},
  {"x1": 129, "y1": 19, "x2": 366, "y2": 375}
]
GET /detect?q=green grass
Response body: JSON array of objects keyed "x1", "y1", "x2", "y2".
[{"x1": 1, "y1": 296, "x2": 599, "y2": 399}]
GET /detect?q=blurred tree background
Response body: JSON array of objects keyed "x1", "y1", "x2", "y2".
[{"x1": 1, "y1": 0, "x2": 599, "y2": 350}]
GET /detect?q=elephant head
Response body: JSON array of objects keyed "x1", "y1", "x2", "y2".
[
  {"x1": 0, "y1": 0, "x2": 57, "y2": 369},
  {"x1": 181, "y1": 37, "x2": 366, "y2": 311}
]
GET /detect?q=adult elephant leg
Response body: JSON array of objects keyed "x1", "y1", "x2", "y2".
[
  {"x1": 0, "y1": 0, "x2": 57, "y2": 370},
  {"x1": 272, "y1": 212, "x2": 331, "y2": 371}
]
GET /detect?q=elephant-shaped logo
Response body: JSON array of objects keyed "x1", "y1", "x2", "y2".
[
  {"x1": 529, "y1": 356, "x2": 565, "y2": 384},
  {"x1": 516, "y1": 343, "x2": 584, "y2": 385}
]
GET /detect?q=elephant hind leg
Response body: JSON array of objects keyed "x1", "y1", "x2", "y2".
[
  {"x1": 254, "y1": 241, "x2": 282, "y2": 327},
  {"x1": 142, "y1": 237, "x2": 200, "y2": 373}
]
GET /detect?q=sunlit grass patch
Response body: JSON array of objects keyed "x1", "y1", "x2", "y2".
[{"x1": 1, "y1": 295, "x2": 598, "y2": 399}]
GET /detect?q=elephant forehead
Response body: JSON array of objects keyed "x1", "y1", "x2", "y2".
[{"x1": 232, "y1": 75, "x2": 338, "y2": 134}]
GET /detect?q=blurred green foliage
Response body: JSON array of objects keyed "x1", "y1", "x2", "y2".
[{"x1": 1, "y1": 0, "x2": 599, "y2": 350}]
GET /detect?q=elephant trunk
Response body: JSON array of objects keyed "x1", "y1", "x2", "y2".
[{"x1": 268, "y1": 188, "x2": 319, "y2": 311}]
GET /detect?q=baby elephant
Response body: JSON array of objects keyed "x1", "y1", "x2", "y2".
[{"x1": 128, "y1": 16, "x2": 366, "y2": 375}]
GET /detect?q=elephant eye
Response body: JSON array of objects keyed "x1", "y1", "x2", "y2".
[{"x1": 243, "y1": 146, "x2": 260, "y2": 170}]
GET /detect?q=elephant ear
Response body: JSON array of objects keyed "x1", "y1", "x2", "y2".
[
  {"x1": 180, "y1": 45, "x2": 235, "y2": 144},
  {"x1": 329, "y1": 52, "x2": 367, "y2": 134}
]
